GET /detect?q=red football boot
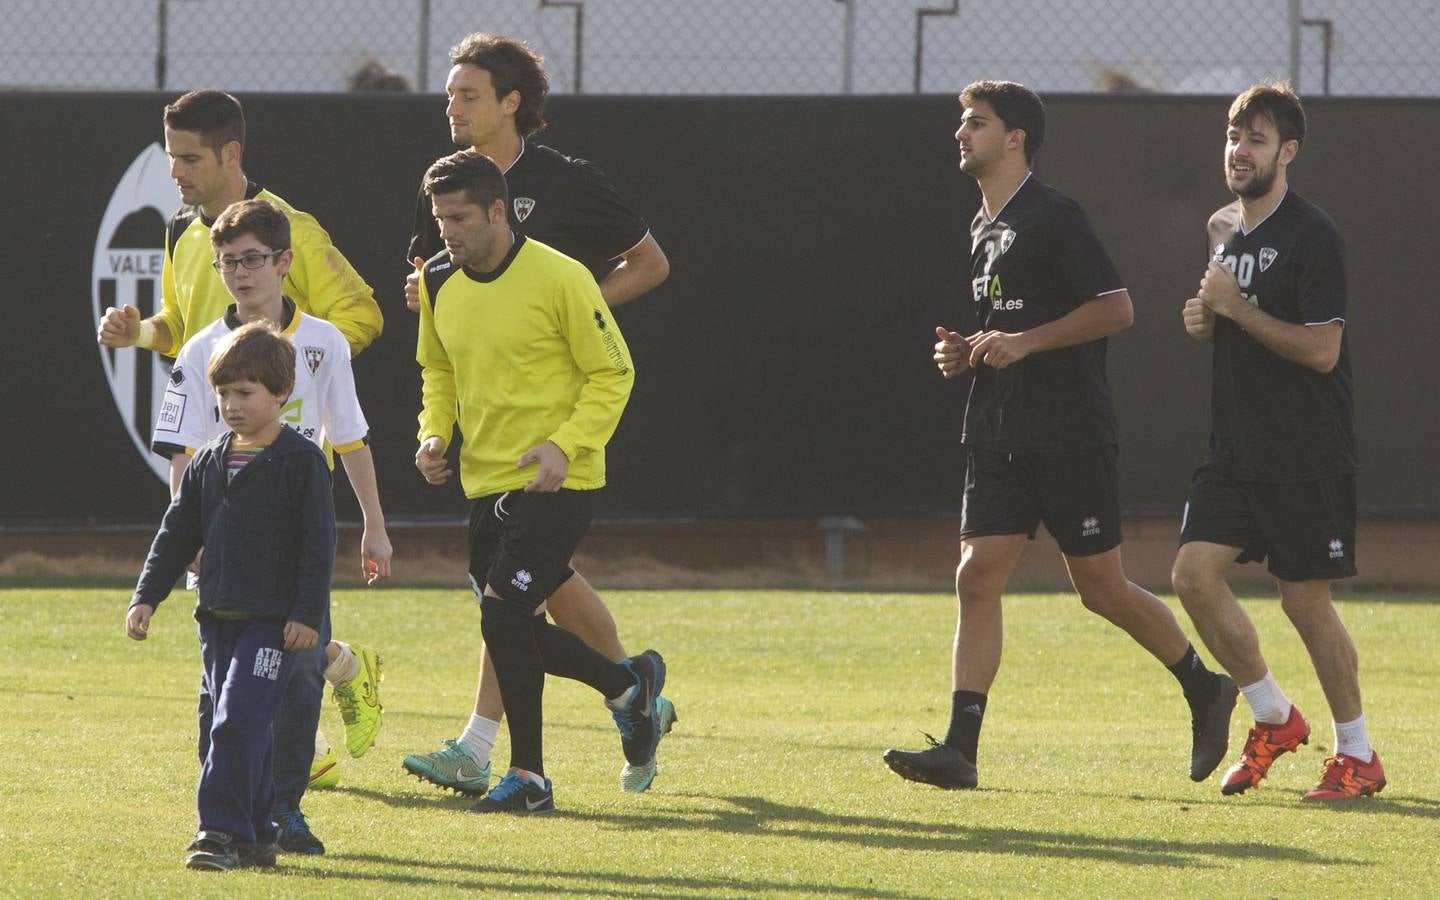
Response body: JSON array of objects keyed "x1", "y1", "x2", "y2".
[
  {"x1": 1220, "y1": 705, "x2": 1310, "y2": 795},
  {"x1": 1303, "y1": 751, "x2": 1386, "y2": 801}
]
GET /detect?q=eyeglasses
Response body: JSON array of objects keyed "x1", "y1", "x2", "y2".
[{"x1": 212, "y1": 250, "x2": 284, "y2": 272}]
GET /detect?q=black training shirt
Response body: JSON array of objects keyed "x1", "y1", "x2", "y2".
[
  {"x1": 962, "y1": 175, "x2": 1125, "y2": 452},
  {"x1": 1204, "y1": 188, "x2": 1357, "y2": 482},
  {"x1": 410, "y1": 140, "x2": 649, "y2": 283}
]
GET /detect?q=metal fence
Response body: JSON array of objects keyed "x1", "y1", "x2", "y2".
[{"x1": 3, "y1": 0, "x2": 1437, "y2": 96}]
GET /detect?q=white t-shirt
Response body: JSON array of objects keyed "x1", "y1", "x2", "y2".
[{"x1": 152, "y1": 303, "x2": 369, "y2": 458}]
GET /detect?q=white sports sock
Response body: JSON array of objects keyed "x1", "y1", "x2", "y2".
[
  {"x1": 1238, "y1": 672, "x2": 1292, "y2": 725},
  {"x1": 458, "y1": 715, "x2": 500, "y2": 765},
  {"x1": 323, "y1": 641, "x2": 360, "y2": 684},
  {"x1": 1333, "y1": 714, "x2": 1373, "y2": 763}
]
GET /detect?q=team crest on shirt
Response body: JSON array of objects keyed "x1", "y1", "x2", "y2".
[
  {"x1": 999, "y1": 229, "x2": 1017, "y2": 254},
  {"x1": 303, "y1": 346, "x2": 325, "y2": 375},
  {"x1": 513, "y1": 197, "x2": 536, "y2": 222},
  {"x1": 1258, "y1": 247, "x2": 1278, "y2": 271}
]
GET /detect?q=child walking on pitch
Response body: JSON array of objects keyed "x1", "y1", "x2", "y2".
[
  {"x1": 127, "y1": 321, "x2": 335, "y2": 870},
  {"x1": 151, "y1": 198, "x2": 390, "y2": 851}
]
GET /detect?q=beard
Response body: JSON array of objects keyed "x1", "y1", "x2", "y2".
[{"x1": 1226, "y1": 154, "x2": 1278, "y2": 199}]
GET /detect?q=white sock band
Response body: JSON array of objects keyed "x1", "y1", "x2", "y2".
[
  {"x1": 323, "y1": 641, "x2": 359, "y2": 684},
  {"x1": 1333, "y1": 714, "x2": 1372, "y2": 762},
  {"x1": 459, "y1": 714, "x2": 500, "y2": 764},
  {"x1": 1238, "y1": 672, "x2": 1292, "y2": 725}
]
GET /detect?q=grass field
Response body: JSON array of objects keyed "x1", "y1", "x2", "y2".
[{"x1": 1, "y1": 585, "x2": 1437, "y2": 897}]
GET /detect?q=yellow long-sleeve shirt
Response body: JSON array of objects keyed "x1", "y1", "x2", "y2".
[
  {"x1": 157, "y1": 184, "x2": 383, "y2": 357},
  {"x1": 416, "y1": 234, "x2": 634, "y2": 498}
]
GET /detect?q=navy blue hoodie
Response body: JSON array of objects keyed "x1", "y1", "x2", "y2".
[{"x1": 130, "y1": 426, "x2": 335, "y2": 629}]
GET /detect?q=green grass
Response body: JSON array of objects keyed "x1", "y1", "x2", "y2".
[{"x1": 1, "y1": 586, "x2": 1437, "y2": 897}]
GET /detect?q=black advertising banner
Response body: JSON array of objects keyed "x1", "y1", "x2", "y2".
[{"x1": 2, "y1": 93, "x2": 1434, "y2": 524}]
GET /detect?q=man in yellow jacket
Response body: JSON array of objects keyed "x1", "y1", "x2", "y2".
[
  {"x1": 96, "y1": 89, "x2": 386, "y2": 853},
  {"x1": 414, "y1": 148, "x2": 667, "y2": 812}
]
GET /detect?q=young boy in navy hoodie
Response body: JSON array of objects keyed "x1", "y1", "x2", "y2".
[{"x1": 126, "y1": 321, "x2": 335, "y2": 871}]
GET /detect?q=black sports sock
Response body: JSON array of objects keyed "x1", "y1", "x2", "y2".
[
  {"x1": 943, "y1": 690, "x2": 987, "y2": 764},
  {"x1": 480, "y1": 596, "x2": 546, "y2": 775},
  {"x1": 530, "y1": 614, "x2": 634, "y2": 700},
  {"x1": 1167, "y1": 643, "x2": 1221, "y2": 706}
]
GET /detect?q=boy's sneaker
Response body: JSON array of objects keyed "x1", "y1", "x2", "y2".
[
  {"x1": 619, "y1": 694, "x2": 678, "y2": 793},
  {"x1": 1220, "y1": 705, "x2": 1310, "y2": 795},
  {"x1": 611, "y1": 650, "x2": 666, "y2": 767},
  {"x1": 185, "y1": 829, "x2": 239, "y2": 871},
  {"x1": 274, "y1": 809, "x2": 325, "y2": 855},
  {"x1": 332, "y1": 645, "x2": 383, "y2": 758},
  {"x1": 309, "y1": 744, "x2": 340, "y2": 790},
  {"x1": 237, "y1": 840, "x2": 278, "y2": 868},
  {"x1": 882, "y1": 733, "x2": 979, "y2": 789},
  {"x1": 402, "y1": 739, "x2": 492, "y2": 795},
  {"x1": 1303, "y1": 751, "x2": 1387, "y2": 801},
  {"x1": 469, "y1": 769, "x2": 555, "y2": 814},
  {"x1": 1189, "y1": 673, "x2": 1238, "y2": 781}
]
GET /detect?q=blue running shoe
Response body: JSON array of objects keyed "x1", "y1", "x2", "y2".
[
  {"x1": 611, "y1": 650, "x2": 666, "y2": 767},
  {"x1": 469, "y1": 769, "x2": 555, "y2": 814},
  {"x1": 620, "y1": 694, "x2": 677, "y2": 793},
  {"x1": 274, "y1": 808, "x2": 325, "y2": 855}
]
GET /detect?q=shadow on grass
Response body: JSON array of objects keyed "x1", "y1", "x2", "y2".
[
  {"x1": 294, "y1": 854, "x2": 921, "y2": 898},
  {"x1": 559, "y1": 793, "x2": 1367, "y2": 868},
  {"x1": 998, "y1": 782, "x2": 1440, "y2": 820},
  {"x1": 332, "y1": 784, "x2": 481, "y2": 811}
]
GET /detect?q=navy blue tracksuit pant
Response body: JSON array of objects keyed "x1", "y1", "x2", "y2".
[
  {"x1": 198, "y1": 608, "x2": 329, "y2": 818},
  {"x1": 196, "y1": 615, "x2": 295, "y2": 842}
]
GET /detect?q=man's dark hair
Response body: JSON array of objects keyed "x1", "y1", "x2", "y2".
[
  {"x1": 210, "y1": 199, "x2": 291, "y2": 252},
  {"x1": 423, "y1": 149, "x2": 509, "y2": 211},
  {"x1": 959, "y1": 80, "x2": 1046, "y2": 163},
  {"x1": 1229, "y1": 81, "x2": 1307, "y2": 149},
  {"x1": 449, "y1": 32, "x2": 549, "y2": 137},
  {"x1": 163, "y1": 89, "x2": 246, "y2": 157}
]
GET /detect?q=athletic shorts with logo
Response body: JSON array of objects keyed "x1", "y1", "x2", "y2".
[
  {"x1": 467, "y1": 489, "x2": 595, "y2": 610},
  {"x1": 959, "y1": 445, "x2": 1121, "y2": 557},
  {"x1": 1179, "y1": 458, "x2": 1356, "y2": 582}
]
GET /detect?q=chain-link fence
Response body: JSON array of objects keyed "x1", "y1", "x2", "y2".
[{"x1": 3, "y1": 0, "x2": 1437, "y2": 96}]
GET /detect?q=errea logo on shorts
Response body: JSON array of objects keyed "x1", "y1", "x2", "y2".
[
  {"x1": 511, "y1": 569, "x2": 533, "y2": 592},
  {"x1": 1328, "y1": 538, "x2": 1345, "y2": 559},
  {"x1": 1082, "y1": 516, "x2": 1101, "y2": 537},
  {"x1": 253, "y1": 647, "x2": 283, "y2": 681}
]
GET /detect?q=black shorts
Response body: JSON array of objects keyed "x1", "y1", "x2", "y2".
[
  {"x1": 959, "y1": 445, "x2": 1122, "y2": 557},
  {"x1": 1179, "y1": 460, "x2": 1357, "y2": 582},
  {"x1": 467, "y1": 489, "x2": 595, "y2": 609}
]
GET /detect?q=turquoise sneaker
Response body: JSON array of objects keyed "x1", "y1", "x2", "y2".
[
  {"x1": 403, "y1": 739, "x2": 491, "y2": 795},
  {"x1": 620, "y1": 694, "x2": 677, "y2": 793}
]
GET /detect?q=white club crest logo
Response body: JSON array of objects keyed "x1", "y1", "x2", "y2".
[
  {"x1": 999, "y1": 229, "x2": 1017, "y2": 254},
  {"x1": 513, "y1": 197, "x2": 536, "y2": 222},
  {"x1": 303, "y1": 346, "x2": 325, "y2": 375},
  {"x1": 1258, "y1": 247, "x2": 1278, "y2": 271},
  {"x1": 93, "y1": 143, "x2": 178, "y2": 483}
]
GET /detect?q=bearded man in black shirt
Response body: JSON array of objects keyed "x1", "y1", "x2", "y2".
[
  {"x1": 883, "y1": 81, "x2": 1232, "y2": 791},
  {"x1": 1173, "y1": 82, "x2": 1383, "y2": 801}
]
